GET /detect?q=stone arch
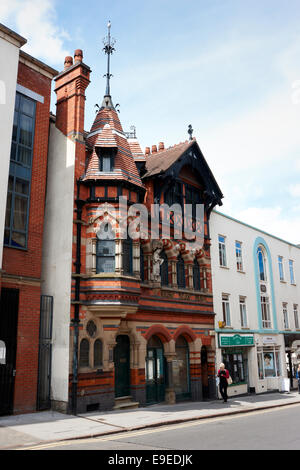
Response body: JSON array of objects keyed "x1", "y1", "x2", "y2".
[
  {"x1": 173, "y1": 325, "x2": 197, "y2": 344},
  {"x1": 144, "y1": 324, "x2": 172, "y2": 343}
]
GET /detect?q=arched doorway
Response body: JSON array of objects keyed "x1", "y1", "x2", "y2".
[
  {"x1": 174, "y1": 336, "x2": 191, "y2": 401},
  {"x1": 146, "y1": 335, "x2": 165, "y2": 404},
  {"x1": 201, "y1": 346, "x2": 209, "y2": 399},
  {"x1": 114, "y1": 335, "x2": 130, "y2": 398}
]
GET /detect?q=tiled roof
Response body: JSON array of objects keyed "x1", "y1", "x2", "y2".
[
  {"x1": 143, "y1": 139, "x2": 194, "y2": 178},
  {"x1": 83, "y1": 106, "x2": 144, "y2": 188},
  {"x1": 127, "y1": 138, "x2": 146, "y2": 162}
]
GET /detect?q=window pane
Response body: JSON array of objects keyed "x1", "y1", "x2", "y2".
[
  {"x1": 13, "y1": 196, "x2": 28, "y2": 231},
  {"x1": 123, "y1": 239, "x2": 133, "y2": 274},
  {"x1": 12, "y1": 111, "x2": 18, "y2": 142},
  {"x1": 18, "y1": 146, "x2": 32, "y2": 166},
  {"x1": 20, "y1": 96, "x2": 35, "y2": 116},
  {"x1": 5, "y1": 192, "x2": 12, "y2": 228},
  {"x1": 79, "y1": 339, "x2": 89, "y2": 367},
  {"x1": 15, "y1": 179, "x2": 29, "y2": 195},
  {"x1": 10, "y1": 142, "x2": 17, "y2": 161},
  {"x1": 193, "y1": 259, "x2": 201, "y2": 290},
  {"x1": 263, "y1": 352, "x2": 275, "y2": 377},
  {"x1": 94, "y1": 339, "x2": 103, "y2": 367},
  {"x1": 11, "y1": 231, "x2": 26, "y2": 248},
  {"x1": 177, "y1": 255, "x2": 186, "y2": 288},
  {"x1": 160, "y1": 251, "x2": 168, "y2": 286},
  {"x1": 19, "y1": 114, "x2": 33, "y2": 147}
]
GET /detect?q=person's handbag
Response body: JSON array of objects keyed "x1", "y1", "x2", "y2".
[{"x1": 227, "y1": 375, "x2": 233, "y2": 385}]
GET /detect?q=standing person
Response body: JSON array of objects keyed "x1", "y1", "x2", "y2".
[
  {"x1": 296, "y1": 364, "x2": 300, "y2": 394},
  {"x1": 217, "y1": 363, "x2": 229, "y2": 403}
]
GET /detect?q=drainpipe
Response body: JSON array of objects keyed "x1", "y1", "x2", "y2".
[{"x1": 71, "y1": 180, "x2": 84, "y2": 415}]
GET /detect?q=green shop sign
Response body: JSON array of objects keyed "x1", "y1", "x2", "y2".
[{"x1": 219, "y1": 334, "x2": 254, "y2": 347}]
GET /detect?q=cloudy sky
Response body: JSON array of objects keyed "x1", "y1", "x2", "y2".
[{"x1": 1, "y1": 0, "x2": 300, "y2": 244}]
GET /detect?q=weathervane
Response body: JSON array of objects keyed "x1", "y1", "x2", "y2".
[{"x1": 103, "y1": 21, "x2": 116, "y2": 97}]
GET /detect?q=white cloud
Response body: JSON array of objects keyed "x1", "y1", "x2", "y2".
[
  {"x1": 0, "y1": 0, "x2": 70, "y2": 65},
  {"x1": 288, "y1": 184, "x2": 300, "y2": 198},
  {"x1": 232, "y1": 206, "x2": 300, "y2": 245}
]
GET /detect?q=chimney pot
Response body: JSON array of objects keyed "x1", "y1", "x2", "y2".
[
  {"x1": 158, "y1": 142, "x2": 165, "y2": 151},
  {"x1": 145, "y1": 147, "x2": 150, "y2": 155},
  {"x1": 64, "y1": 56, "x2": 73, "y2": 69},
  {"x1": 74, "y1": 49, "x2": 83, "y2": 63},
  {"x1": 152, "y1": 145, "x2": 157, "y2": 153}
]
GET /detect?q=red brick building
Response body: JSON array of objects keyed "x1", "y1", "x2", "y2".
[
  {"x1": 0, "y1": 24, "x2": 58, "y2": 415},
  {"x1": 44, "y1": 24, "x2": 223, "y2": 414}
]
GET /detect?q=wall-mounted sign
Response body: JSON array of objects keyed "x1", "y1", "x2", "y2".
[
  {"x1": 219, "y1": 334, "x2": 254, "y2": 347},
  {"x1": 263, "y1": 336, "x2": 277, "y2": 344},
  {"x1": 0, "y1": 340, "x2": 6, "y2": 365}
]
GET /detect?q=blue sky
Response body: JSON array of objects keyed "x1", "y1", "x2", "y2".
[{"x1": 1, "y1": 0, "x2": 300, "y2": 243}]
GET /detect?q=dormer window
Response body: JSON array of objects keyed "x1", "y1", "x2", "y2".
[{"x1": 97, "y1": 149, "x2": 114, "y2": 172}]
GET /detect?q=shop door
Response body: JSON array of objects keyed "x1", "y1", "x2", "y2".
[
  {"x1": 146, "y1": 336, "x2": 165, "y2": 404},
  {"x1": 0, "y1": 289, "x2": 19, "y2": 416},
  {"x1": 174, "y1": 336, "x2": 191, "y2": 401},
  {"x1": 114, "y1": 335, "x2": 130, "y2": 398}
]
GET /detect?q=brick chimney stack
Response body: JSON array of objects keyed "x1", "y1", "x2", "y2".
[
  {"x1": 152, "y1": 145, "x2": 157, "y2": 154},
  {"x1": 158, "y1": 142, "x2": 165, "y2": 152},
  {"x1": 54, "y1": 50, "x2": 91, "y2": 141}
]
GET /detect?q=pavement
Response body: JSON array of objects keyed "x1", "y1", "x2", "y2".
[{"x1": 1, "y1": 391, "x2": 300, "y2": 450}]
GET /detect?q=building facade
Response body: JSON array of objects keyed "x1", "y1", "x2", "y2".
[
  {"x1": 41, "y1": 26, "x2": 225, "y2": 413},
  {"x1": 0, "y1": 24, "x2": 58, "y2": 415},
  {"x1": 210, "y1": 210, "x2": 300, "y2": 397}
]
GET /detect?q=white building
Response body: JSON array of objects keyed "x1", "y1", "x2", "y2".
[
  {"x1": 210, "y1": 210, "x2": 300, "y2": 397},
  {"x1": 0, "y1": 24, "x2": 26, "y2": 271}
]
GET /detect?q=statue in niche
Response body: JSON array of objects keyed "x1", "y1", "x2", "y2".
[{"x1": 151, "y1": 241, "x2": 164, "y2": 282}]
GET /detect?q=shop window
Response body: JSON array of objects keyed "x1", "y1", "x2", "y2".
[
  {"x1": 222, "y1": 351, "x2": 245, "y2": 384},
  {"x1": 257, "y1": 348, "x2": 281, "y2": 379}
]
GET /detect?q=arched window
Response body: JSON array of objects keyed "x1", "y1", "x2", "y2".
[
  {"x1": 257, "y1": 246, "x2": 267, "y2": 281},
  {"x1": 123, "y1": 237, "x2": 133, "y2": 275},
  {"x1": 193, "y1": 258, "x2": 201, "y2": 291},
  {"x1": 79, "y1": 339, "x2": 89, "y2": 368},
  {"x1": 160, "y1": 251, "x2": 169, "y2": 286},
  {"x1": 177, "y1": 254, "x2": 186, "y2": 289},
  {"x1": 96, "y1": 223, "x2": 115, "y2": 273},
  {"x1": 94, "y1": 339, "x2": 103, "y2": 368}
]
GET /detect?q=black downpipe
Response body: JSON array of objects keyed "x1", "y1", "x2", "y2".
[{"x1": 71, "y1": 180, "x2": 84, "y2": 415}]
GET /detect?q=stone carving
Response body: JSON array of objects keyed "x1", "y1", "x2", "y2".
[{"x1": 151, "y1": 241, "x2": 164, "y2": 282}]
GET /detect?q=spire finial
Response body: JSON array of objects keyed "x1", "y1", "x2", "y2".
[
  {"x1": 188, "y1": 124, "x2": 194, "y2": 141},
  {"x1": 102, "y1": 20, "x2": 116, "y2": 98}
]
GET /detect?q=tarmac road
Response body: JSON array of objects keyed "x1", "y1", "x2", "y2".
[{"x1": 23, "y1": 403, "x2": 300, "y2": 451}]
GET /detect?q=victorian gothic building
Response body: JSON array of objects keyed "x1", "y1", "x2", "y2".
[{"x1": 41, "y1": 24, "x2": 223, "y2": 414}]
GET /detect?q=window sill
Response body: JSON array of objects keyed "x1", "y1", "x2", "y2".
[
  {"x1": 291, "y1": 283, "x2": 297, "y2": 286},
  {"x1": 219, "y1": 265, "x2": 229, "y2": 270},
  {"x1": 237, "y1": 270, "x2": 246, "y2": 274},
  {"x1": 280, "y1": 280, "x2": 286, "y2": 284}
]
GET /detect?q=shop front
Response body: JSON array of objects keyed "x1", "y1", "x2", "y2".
[
  {"x1": 255, "y1": 335, "x2": 284, "y2": 393},
  {"x1": 218, "y1": 333, "x2": 254, "y2": 397}
]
